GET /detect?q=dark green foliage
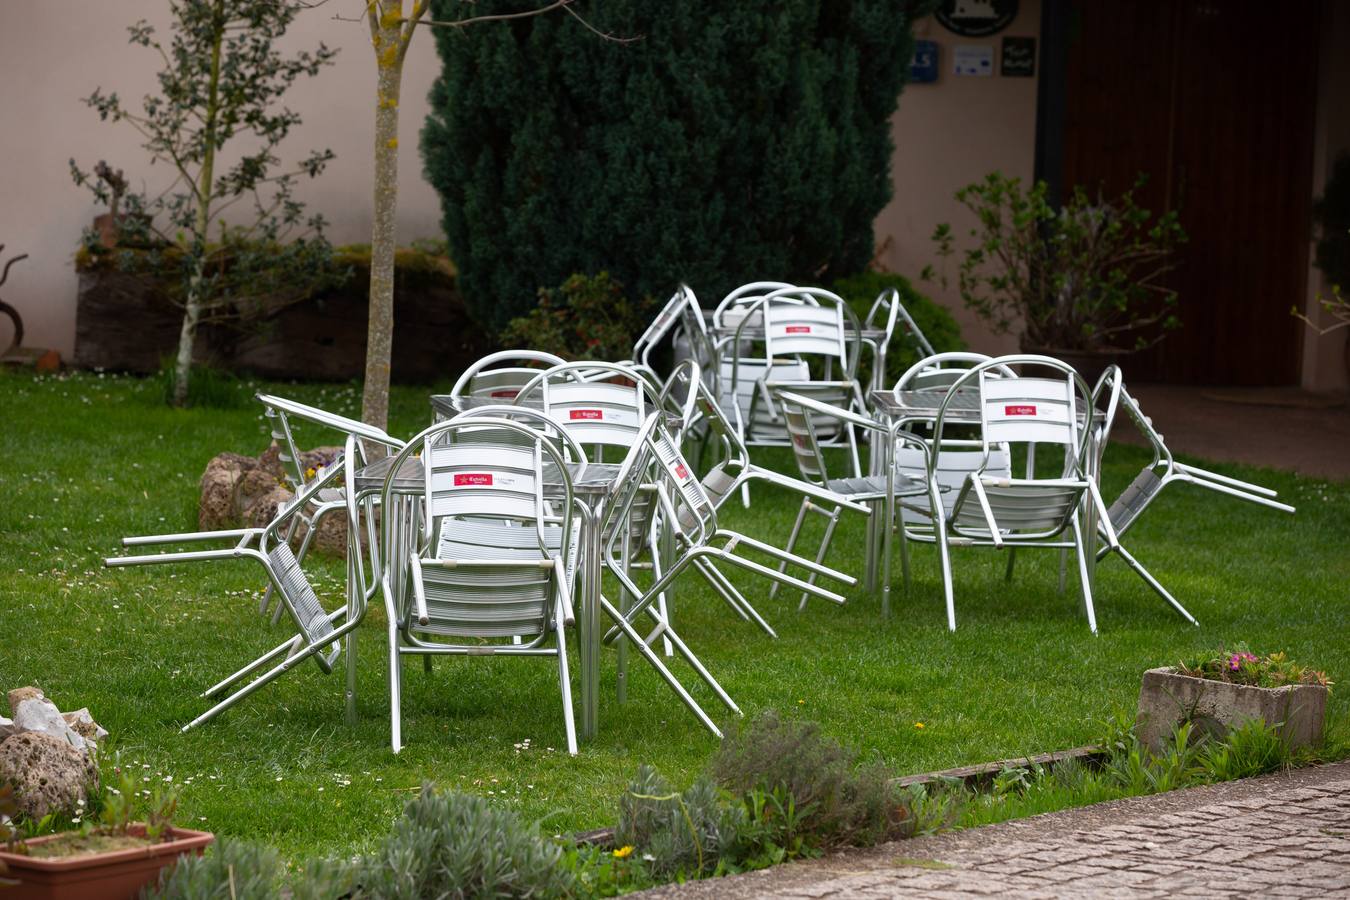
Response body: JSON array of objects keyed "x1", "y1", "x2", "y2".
[
  {"x1": 500, "y1": 272, "x2": 654, "y2": 360},
  {"x1": 615, "y1": 765, "x2": 746, "y2": 879},
  {"x1": 145, "y1": 838, "x2": 287, "y2": 899},
  {"x1": 355, "y1": 783, "x2": 577, "y2": 899},
  {"x1": 830, "y1": 271, "x2": 965, "y2": 385},
  {"x1": 1313, "y1": 151, "x2": 1350, "y2": 290},
  {"x1": 711, "y1": 710, "x2": 909, "y2": 849},
  {"x1": 422, "y1": 0, "x2": 941, "y2": 333},
  {"x1": 1198, "y1": 719, "x2": 1291, "y2": 782}
]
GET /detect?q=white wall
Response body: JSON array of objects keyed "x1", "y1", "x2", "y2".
[
  {"x1": 0, "y1": 2, "x2": 447, "y2": 358},
  {"x1": 873, "y1": 2, "x2": 1042, "y2": 358}
]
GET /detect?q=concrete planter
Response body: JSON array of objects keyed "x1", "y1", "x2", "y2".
[{"x1": 1136, "y1": 666, "x2": 1329, "y2": 753}]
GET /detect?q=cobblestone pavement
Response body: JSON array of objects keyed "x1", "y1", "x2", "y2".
[{"x1": 641, "y1": 760, "x2": 1350, "y2": 898}]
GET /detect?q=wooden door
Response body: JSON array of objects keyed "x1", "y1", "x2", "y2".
[{"x1": 1062, "y1": 0, "x2": 1320, "y2": 384}]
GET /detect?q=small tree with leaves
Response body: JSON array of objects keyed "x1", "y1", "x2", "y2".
[{"x1": 72, "y1": 0, "x2": 339, "y2": 406}]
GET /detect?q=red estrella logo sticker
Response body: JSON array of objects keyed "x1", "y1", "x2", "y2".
[
  {"x1": 674, "y1": 463, "x2": 690, "y2": 480},
  {"x1": 1005, "y1": 405, "x2": 1038, "y2": 416},
  {"x1": 489, "y1": 389, "x2": 519, "y2": 398},
  {"x1": 569, "y1": 409, "x2": 604, "y2": 420},
  {"x1": 785, "y1": 325, "x2": 811, "y2": 334},
  {"x1": 453, "y1": 473, "x2": 494, "y2": 486}
]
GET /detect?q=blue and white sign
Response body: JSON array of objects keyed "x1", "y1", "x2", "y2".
[
  {"x1": 953, "y1": 44, "x2": 994, "y2": 77},
  {"x1": 910, "y1": 39, "x2": 939, "y2": 83}
]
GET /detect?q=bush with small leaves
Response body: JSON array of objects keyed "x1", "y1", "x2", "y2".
[
  {"x1": 145, "y1": 838, "x2": 286, "y2": 900},
  {"x1": 712, "y1": 711, "x2": 910, "y2": 849},
  {"x1": 615, "y1": 765, "x2": 746, "y2": 879},
  {"x1": 354, "y1": 783, "x2": 577, "y2": 899}
]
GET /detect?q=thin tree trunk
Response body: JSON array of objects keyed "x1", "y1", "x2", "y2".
[
  {"x1": 172, "y1": 0, "x2": 224, "y2": 408},
  {"x1": 361, "y1": 10, "x2": 406, "y2": 432}
]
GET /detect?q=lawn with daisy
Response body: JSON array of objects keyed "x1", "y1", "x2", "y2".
[{"x1": 1, "y1": 368, "x2": 1347, "y2": 860}]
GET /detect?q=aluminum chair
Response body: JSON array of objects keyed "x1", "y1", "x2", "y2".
[
  {"x1": 380, "y1": 418, "x2": 581, "y2": 755},
  {"x1": 631, "y1": 284, "x2": 704, "y2": 382},
  {"x1": 711, "y1": 281, "x2": 800, "y2": 332},
  {"x1": 255, "y1": 393, "x2": 404, "y2": 620},
  {"x1": 448, "y1": 350, "x2": 567, "y2": 403},
  {"x1": 106, "y1": 432, "x2": 376, "y2": 731},
  {"x1": 927, "y1": 356, "x2": 1119, "y2": 633},
  {"x1": 772, "y1": 389, "x2": 933, "y2": 616},
  {"x1": 866, "y1": 287, "x2": 936, "y2": 362},
  {"x1": 1085, "y1": 367, "x2": 1295, "y2": 623},
  {"x1": 730, "y1": 288, "x2": 866, "y2": 466},
  {"x1": 598, "y1": 417, "x2": 857, "y2": 735},
  {"x1": 516, "y1": 360, "x2": 655, "y2": 463}
]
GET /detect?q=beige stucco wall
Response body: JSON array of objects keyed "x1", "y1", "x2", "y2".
[
  {"x1": 873, "y1": 3, "x2": 1042, "y2": 360},
  {"x1": 1301, "y1": 0, "x2": 1350, "y2": 392},
  {"x1": 0, "y1": 2, "x2": 446, "y2": 359}
]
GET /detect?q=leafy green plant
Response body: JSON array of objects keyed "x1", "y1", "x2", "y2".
[
  {"x1": 71, "y1": 0, "x2": 338, "y2": 406},
  {"x1": 615, "y1": 765, "x2": 746, "y2": 879},
  {"x1": 500, "y1": 272, "x2": 654, "y2": 360},
  {"x1": 154, "y1": 358, "x2": 253, "y2": 409},
  {"x1": 146, "y1": 838, "x2": 288, "y2": 900},
  {"x1": 926, "y1": 172, "x2": 1187, "y2": 353},
  {"x1": 830, "y1": 271, "x2": 965, "y2": 385},
  {"x1": 1177, "y1": 643, "x2": 1333, "y2": 690},
  {"x1": 1197, "y1": 718, "x2": 1292, "y2": 782},
  {"x1": 711, "y1": 710, "x2": 910, "y2": 849},
  {"x1": 355, "y1": 782, "x2": 576, "y2": 899}
]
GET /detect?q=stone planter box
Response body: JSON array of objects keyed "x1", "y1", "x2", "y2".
[
  {"x1": 0, "y1": 825, "x2": 213, "y2": 900},
  {"x1": 1136, "y1": 666, "x2": 1329, "y2": 753}
]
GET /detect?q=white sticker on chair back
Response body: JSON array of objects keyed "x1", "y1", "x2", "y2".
[
  {"x1": 980, "y1": 376, "x2": 1075, "y2": 445},
  {"x1": 765, "y1": 304, "x2": 844, "y2": 359},
  {"x1": 468, "y1": 368, "x2": 537, "y2": 399},
  {"x1": 547, "y1": 381, "x2": 644, "y2": 446},
  {"x1": 428, "y1": 443, "x2": 539, "y2": 521}
]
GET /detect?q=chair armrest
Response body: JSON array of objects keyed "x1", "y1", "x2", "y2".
[
  {"x1": 408, "y1": 554, "x2": 429, "y2": 625},
  {"x1": 553, "y1": 558, "x2": 575, "y2": 627},
  {"x1": 257, "y1": 393, "x2": 405, "y2": 449}
]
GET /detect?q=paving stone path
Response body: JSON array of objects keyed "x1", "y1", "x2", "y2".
[{"x1": 641, "y1": 760, "x2": 1350, "y2": 898}]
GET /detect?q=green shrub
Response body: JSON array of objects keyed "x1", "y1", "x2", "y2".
[
  {"x1": 422, "y1": 0, "x2": 941, "y2": 332},
  {"x1": 615, "y1": 765, "x2": 746, "y2": 880},
  {"x1": 829, "y1": 271, "x2": 964, "y2": 387},
  {"x1": 355, "y1": 783, "x2": 577, "y2": 899},
  {"x1": 146, "y1": 838, "x2": 286, "y2": 899},
  {"x1": 711, "y1": 710, "x2": 909, "y2": 849},
  {"x1": 499, "y1": 272, "x2": 654, "y2": 359},
  {"x1": 1197, "y1": 718, "x2": 1291, "y2": 782}
]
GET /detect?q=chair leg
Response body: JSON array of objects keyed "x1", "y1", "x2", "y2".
[
  {"x1": 697, "y1": 559, "x2": 777, "y2": 638},
  {"x1": 1110, "y1": 545, "x2": 1198, "y2": 625},
  {"x1": 933, "y1": 503, "x2": 956, "y2": 632},
  {"x1": 1058, "y1": 548, "x2": 1068, "y2": 593},
  {"x1": 1004, "y1": 548, "x2": 1017, "y2": 582},
  {"x1": 1070, "y1": 515, "x2": 1099, "y2": 634},
  {"x1": 389, "y1": 620, "x2": 404, "y2": 754},
  {"x1": 554, "y1": 618, "x2": 579, "y2": 756},
  {"x1": 770, "y1": 498, "x2": 812, "y2": 600},
  {"x1": 796, "y1": 509, "x2": 839, "y2": 611}
]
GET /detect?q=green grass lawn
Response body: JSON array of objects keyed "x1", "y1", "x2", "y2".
[{"x1": 1, "y1": 369, "x2": 1346, "y2": 861}]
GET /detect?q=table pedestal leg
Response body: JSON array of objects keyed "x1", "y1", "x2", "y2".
[{"x1": 579, "y1": 501, "x2": 600, "y2": 741}]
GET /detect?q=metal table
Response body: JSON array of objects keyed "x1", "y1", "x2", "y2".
[
  {"x1": 353, "y1": 455, "x2": 623, "y2": 742},
  {"x1": 430, "y1": 393, "x2": 544, "y2": 421}
]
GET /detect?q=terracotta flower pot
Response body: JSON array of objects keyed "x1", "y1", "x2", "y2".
[{"x1": 0, "y1": 825, "x2": 213, "y2": 900}]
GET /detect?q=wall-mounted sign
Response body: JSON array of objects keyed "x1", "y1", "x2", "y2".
[
  {"x1": 909, "y1": 39, "x2": 939, "y2": 83},
  {"x1": 936, "y1": 0, "x2": 1019, "y2": 38},
  {"x1": 1001, "y1": 36, "x2": 1036, "y2": 77},
  {"x1": 953, "y1": 44, "x2": 994, "y2": 77}
]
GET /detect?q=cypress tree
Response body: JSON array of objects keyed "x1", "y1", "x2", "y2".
[{"x1": 422, "y1": 0, "x2": 938, "y2": 333}]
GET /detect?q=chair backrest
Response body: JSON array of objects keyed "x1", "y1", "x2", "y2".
[
  {"x1": 633, "y1": 284, "x2": 702, "y2": 372},
  {"x1": 257, "y1": 393, "x2": 403, "y2": 491},
  {"x1": 449, "y1": 350, "x2": 567, "y2": 402},
  {"x1": 774, "y1": 390, "x2": 833, "y2": 487},
  {"x1": 648, "y1": 421, "x2": 719, "y2": 546},
  {"x1": 712, "y1": 281, "x2": 799, "y2": 331},
  {"x1": 517, "y1": 361, "x2": 655, "y2": 452},
  {"x1": 893, "y1": 352, "x2": 1013, "y2": 393},
  {"x1": 452, "y1": 404, "x2": 590, "y2": 472},
  {"x1": 934, "y1": 355, "x2": 1094, "y2": 479},
  {"x1": 758, "y1": 287, "x2": 853, "y2": 371},
  {"x1": 401, "y1": 418, "x2": 575, "y2": 640}
]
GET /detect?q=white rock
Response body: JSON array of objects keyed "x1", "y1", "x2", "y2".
[
  {"x1": 62, "y1": 708, "x2": 109, "y2": 744},
  {"x1": 12, "y1": 698, "x2": 86, "y2": 753},
  {"x1": 0, "y1": 715, "x2": 13, "y2": 741}
]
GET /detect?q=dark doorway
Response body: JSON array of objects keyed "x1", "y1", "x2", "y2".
[{"x1": 1060, "y1": 0, "x2": 1320, "y2": 384}]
